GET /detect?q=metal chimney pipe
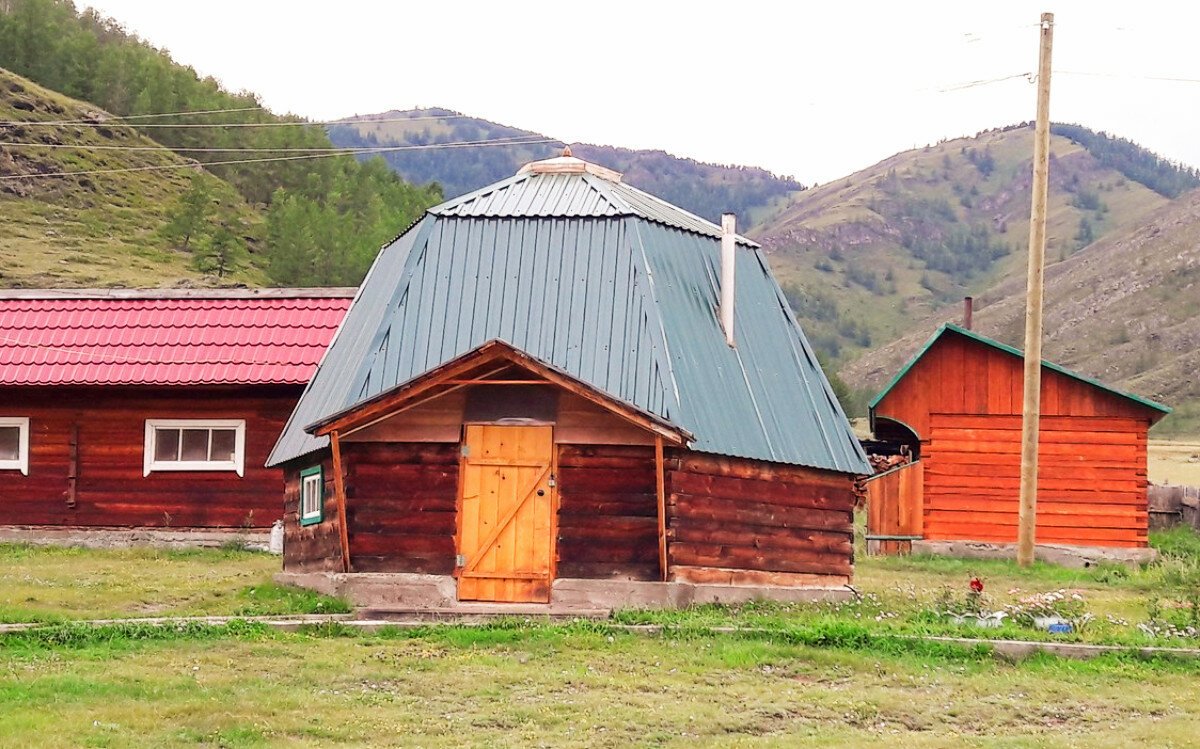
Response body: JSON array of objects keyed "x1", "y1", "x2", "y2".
[
  {"x1": 721, "y1": 213, "x2": 736, "y2": 346},
  {"x1": 963, "y1": 296, "x2": 974, "y2": 330}
]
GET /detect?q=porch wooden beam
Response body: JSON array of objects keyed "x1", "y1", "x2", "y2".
[
  {"x1": 656, "y1": 435, "x2": 668, "y2": 582},
  {"x1": 442, "y1": 379, "x2": 549, "y2": 385},
  {"x1": 330, "y1": 430, "x2": 352, "y2": 573}
]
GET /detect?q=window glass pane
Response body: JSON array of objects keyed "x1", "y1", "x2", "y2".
[
  {"x1": 0, "y1": 427, "x2": 18, "y2": 461},
  {"x1": 180, "y1": 429, "x2": 210, "y2": 461},
  {"x1": 210, "y1": 429, "x2": 237, "y2": 462},
  {"x1": 154, "y1": 428, "x2": 180, "y2": 462},
  {"x1": 302, "y1": 474, "x2": 321, "y2": 516}
]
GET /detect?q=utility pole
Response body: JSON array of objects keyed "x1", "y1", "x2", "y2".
[{"x1": 1017, "y1": 12, "x2": 1055, "y2": 567}]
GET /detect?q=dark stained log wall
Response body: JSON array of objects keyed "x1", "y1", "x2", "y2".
[
  {"x1": 556, "y1": 444, "x2": 659, "y2": 580},
  {"x1": 665, "y1": 451, "x2": 857, "y2": 578},
  {"x1": 282, "y1": 452, "x2": 342, "y2": 572},
  {"x1": 1, "y1": 385, "x2": 296, "y2": 529},
  {"x1": 342, "y1": 442, "x2": 460, "y2": 574}
]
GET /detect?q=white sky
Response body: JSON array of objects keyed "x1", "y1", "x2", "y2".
[{"x1": 81, "y1": 0, "x2": 1200, "y2": 184}]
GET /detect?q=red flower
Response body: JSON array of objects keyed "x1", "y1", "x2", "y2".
[{"x1": 969, "y1": 577, "x2": 984, "y2": 593}]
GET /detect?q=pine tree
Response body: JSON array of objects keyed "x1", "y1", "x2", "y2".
[
  {"x1": 194, "y1": 221, "x2": 247, "y2": 278},
  {"x1": 161, "y1": 172, "x2": 213, "y2": 251}
]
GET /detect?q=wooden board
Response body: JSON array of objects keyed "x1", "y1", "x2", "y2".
[
  {"x1": 873, "y1": 333, "x2": 1161, "y2": 441},
  {"x1": 457, "y1": 425, "x2": 555, "y2": 603},
  {"x1": 921, "y1": 413, "x2": 1149, "y2": 547}
]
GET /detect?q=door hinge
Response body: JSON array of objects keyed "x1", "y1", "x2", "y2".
[
  {"x1": 460, "y1": 444, "x2": 470, "y2": 457},
  {"x1": 455, "y1": 554, "x2": 466, "y2": 567}
]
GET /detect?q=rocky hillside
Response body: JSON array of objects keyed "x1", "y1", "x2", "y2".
[
  {"x1": 751, "y1": 125, "x2": 1179, "y2": 360},
  {"x1": 0, "y1": 67, "x2": 266, "y2": 287},
  {"x1": 327, "y1": 109, "x2": 805, "y2": 227},
  {"x1": 844, "y1": 190, "x2": 1200, "y2": 435}
]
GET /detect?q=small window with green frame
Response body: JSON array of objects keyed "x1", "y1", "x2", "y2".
[{"x1": 299, "y1": 465, "x2": 324, "y2": 526}]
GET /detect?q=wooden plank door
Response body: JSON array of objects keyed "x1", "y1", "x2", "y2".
[
  {"x1": 865, "y1": 461, "x2": 923, "y2": 555},
  {"x1": 457, "y1": 424, "x2": 555, "y2": 603}
]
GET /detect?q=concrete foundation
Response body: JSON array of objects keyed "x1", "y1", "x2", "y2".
[
  {"x1": 0, "y1": 525, "x2": 275, "y2": 552},
  {"x1": 276, "y1": 571, "x2": 855, "y2": 614},
  {"x1": 911, "y1": 539, "x2": 1157, "y2": 568}
]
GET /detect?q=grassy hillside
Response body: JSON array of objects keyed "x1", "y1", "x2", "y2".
[
  {"x1": 328, "y1": 109, "x2": 805, "y2": 226},
  {"x1": 844, "y1": 189, "x2": 1200, "y2": 436},
  {"x1": 752, "y1": 125, "x2": 1176, "y2": 361},
  {"x1": 0, "y1": 0, "x2": 441, "y2": 288},
  {"x1": 0, "y1": 68, "x2": 266, "y2": 287}
]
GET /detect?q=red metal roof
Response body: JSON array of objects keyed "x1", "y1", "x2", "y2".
[{"x1": 0, "y1": 292, "x2": 352, "y2": 387}]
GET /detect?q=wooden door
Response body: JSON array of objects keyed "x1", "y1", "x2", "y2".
[
  {"x1": 865, "y1": 461, "x2": 923, "y2": 555},
  {"x1": 457, "y1": 424, "x2": 555, "y2": 602}
]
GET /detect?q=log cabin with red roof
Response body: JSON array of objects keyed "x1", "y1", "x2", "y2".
[
  {"x1": 0, "y1": 288, "x2": 352, "y2": 545},
  {"x1": 866, "y1": 323, "x2": 1170, "y2": 563}
]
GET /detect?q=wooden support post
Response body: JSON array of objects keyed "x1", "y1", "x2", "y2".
[
  {"x1": 655, "y1": 436, "x2": 668, "y2": 582},
  {"x1": 66, "y1": 423, "x2": 78, "y2": 509},
  {"x1": 330, "y1": 430, "x2": 352, "y2": 573},
  {"x1": 1018, "y1": 12, "x2": 1055, "y2": 568}
]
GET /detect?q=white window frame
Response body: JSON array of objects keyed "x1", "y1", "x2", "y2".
[
  {"x1": 299, "y1": 465, "x2": 324, "y2": 525},
  {"x1": 143, "y1": 419, "x2": 246, "y2": 477},
  {"x1": 0, "y1": 417, "x2": 30, "y2": 476}
]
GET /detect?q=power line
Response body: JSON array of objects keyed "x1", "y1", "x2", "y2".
[
  {"x1": 1056, "y1": 70, "x2": 1200, "y2": 84},
  {"x1": 925, "y1": 72, "x2": 1034, "y2": 93},
  {"x1": 0, "y1": 113, "x2": 480, "y2": 129},
  {"x1": 14, "y1": 105, "x2": 270, "y2": 126},
  {"x1": 0, "y1": 134, "x2": 557, "y2": 154},
  {"x1": 0, "y1": 136, "x2": 561, "y2": 180}
]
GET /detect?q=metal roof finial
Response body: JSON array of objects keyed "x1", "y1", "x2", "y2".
[{"x1": 562, "y1": 144, "x2": 573, "y2": 158}]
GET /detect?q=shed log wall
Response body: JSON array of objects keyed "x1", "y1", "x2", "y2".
[
  {"x1": 874, "y1": 334, "x2": 1156, "y2": 438},
  {"x1": 665, "y1": 452, "x2": 856, "y2": 582},
  {"x1": 342, "y1": 442, "x2": 460, "y2": 574},
  {"x1": 2, "y1": 386, "x2": 294, "y2": 529},
  {"x1": 282, "y1": 452, "x2": 342, "y2": 572},
  {"x1": 924, "y1": 414, "x2": 1148, "y2": 547},
  {"x1": 873, "y1": 334, "x2": 1156, "y2": 550},
  {"x1": 556, "y1": 444, "x2": 659, "y2": 580}
]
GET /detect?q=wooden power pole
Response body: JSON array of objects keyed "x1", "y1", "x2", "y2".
[{"x1": 1017, "y1": 12, "x2": 1055, "y2": 567}]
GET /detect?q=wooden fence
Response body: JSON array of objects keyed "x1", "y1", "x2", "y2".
[
  {"x1": 1148, "y1": 485, "x2": 1200, "y2": 531},
  {"x1": 864, "y1": 461, "x2": 923, "y2": 555}
]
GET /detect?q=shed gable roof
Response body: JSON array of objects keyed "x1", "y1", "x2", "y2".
[
  {"x1": 869, "y1": 323, "x2": 1171, "y2": 417},
  {"x1": 0, "y1": 290, "x2": 353, "y2": 387},
  {"x1": 268, "y1": 160, "x2": 868, "y2": 475}
]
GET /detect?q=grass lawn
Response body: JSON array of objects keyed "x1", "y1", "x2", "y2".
[
  {"x1": 2, "y1": 622, "x2": 1200, "y2": 748},
  {"x1": 0, "y1": 545, "x2": 347, "y2": 623},
  {"x1": 1, "y1": 535, "x2": 1199, "y2": 746}
]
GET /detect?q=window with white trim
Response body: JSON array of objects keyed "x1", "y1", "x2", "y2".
[
  {"x1": 143, "y1": 419, "x2": 246, "y2": 476},
  {"x1": 0, "y1": 417, "x2": 30, "y2": 476},
  {"x1": 299, "y1": 465, "x2": 324, "y2": 526}
]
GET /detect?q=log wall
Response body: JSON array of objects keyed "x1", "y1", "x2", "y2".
[
  {"x1": 872, "y1": 332, "x2": 1158, "y2": 549},
  {"x1": 282, "y1": 451, "x2": 342, "y2": 572},
  {"x1": 341, "y1": 442, "x2": 460, "y2": 574},
  {"x1": 556, "y1": 444, "x2": 659, "y2": 580},
  {"x1": 2, "y1": 385, "x2": 295, "y2": 529},
  {"x1": 665, "y1": 451, "x2": 856, "y2": 581}
]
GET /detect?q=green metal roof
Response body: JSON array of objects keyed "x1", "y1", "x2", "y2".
[
  {"x1": 269, "y1": 158, "x2": 869, "y2": 474},
  {"x1": 868, "y1": 322, "x2": 1172, "y2": 415}
]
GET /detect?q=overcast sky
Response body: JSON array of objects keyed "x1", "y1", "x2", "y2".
[{"x1": 81, "y1": 0, "x2": 1200, "y2": 184}]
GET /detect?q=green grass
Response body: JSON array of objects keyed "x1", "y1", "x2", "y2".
[
  {"x1": 1, "y1": 539, "x2": 1200, "y2": 745},
  {"x1": 0, "y1": 544, "x2": 347, "y2": 622},
  {"x1": 1, "y1": 622, "x2": 1199, "y2": 747}
]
